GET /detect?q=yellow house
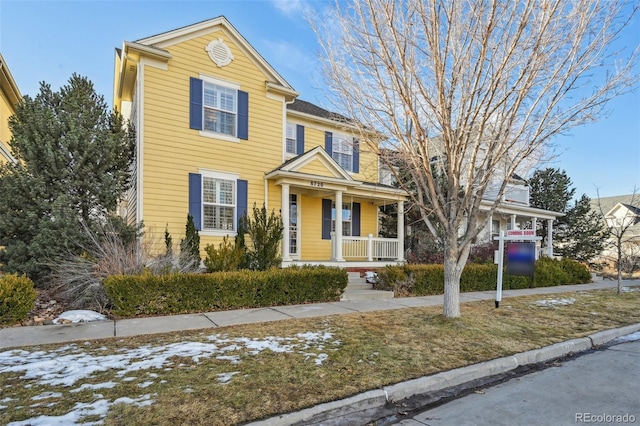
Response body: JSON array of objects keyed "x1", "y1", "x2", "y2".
[
  {"x1": 0, "y1": 53, "x2": 20, "y2": 164},
  {"x1": 113, "y1": 17, "x2": 407, "y2": 267}
]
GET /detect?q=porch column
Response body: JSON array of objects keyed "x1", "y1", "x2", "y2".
[
  {"x1": 335, "y1": 190, "x2": 344, "y2": 261},
  {"x1": 281, "y1": 184, "x2": 291, "y2": 262},
  {"x1": 397, "y1": 201, "x2": 405, "y2": 261},
  {"x1": 488, "y1": 214, "x2": 493, "y2": 243},
  {"x1": 531, "y1": 216, "x2": 539, "y2": 259},
  {"x1": 510, "y1": 214, "x2": 517, "y2": 230},
  {"x1": 547, "y1": 219, "x2": 553, "y2": 257}
]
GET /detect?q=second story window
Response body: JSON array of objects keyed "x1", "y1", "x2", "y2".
[
  {"x1": 332, "y1": 134, "x2": 353, "y2": 171},
  {"x1": 325, "y1": 131, "x2": 359, "y2": 173},
  {"x1": 286, "y1": 123, "x2": 296, "y2": 154},
  {"x1": 189, "y1": 76, "x2": 249, "y2": 140},
  {"x1": 203, "y1": 82, "x2": 236, "y2": 137}
]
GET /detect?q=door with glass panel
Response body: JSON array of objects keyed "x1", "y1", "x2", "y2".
[{"x1": 289, "y1": 194, "x2": 299, "y2": 258}]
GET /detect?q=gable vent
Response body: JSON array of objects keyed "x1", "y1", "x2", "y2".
[{"x1": 206, "y1": 38, "x2": 234, "y2": 68}]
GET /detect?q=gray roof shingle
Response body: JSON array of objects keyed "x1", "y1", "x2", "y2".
[{"x1": 287, "y1": 99, "x2": 351, "y2": 123}]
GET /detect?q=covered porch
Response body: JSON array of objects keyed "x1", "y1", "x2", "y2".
[
  {"x1": 265, "y1": 147, "x2": 408, "y2": 267},
  {"x1": 480, "y1": 200, "x2": 564, "y2": 257}
]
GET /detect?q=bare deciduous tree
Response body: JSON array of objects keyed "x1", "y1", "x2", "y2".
[
  {"x1": 597, "y1": 189, "x2": 640, "y2": 294},
  {"x1": 312, "y1": 0, "x2": 638, "y2": 317}
]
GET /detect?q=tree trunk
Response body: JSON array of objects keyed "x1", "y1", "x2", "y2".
[
  {"x1": 443, "y1": 240, "x2": 468, "y2": 318},
  {"x1": 617, "y1": 236, "x2": 622, "y2": 295}
]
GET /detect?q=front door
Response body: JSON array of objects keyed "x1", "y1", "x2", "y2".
[{"x1": 289, "y1": 194, "x2": 299, "y2": 258}]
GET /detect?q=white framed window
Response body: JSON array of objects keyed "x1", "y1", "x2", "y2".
[
  {"x1": 202, "y1": 171, "x2": 237, "y2": 232},
  {"x1": 331, "y1": 202, "x2": 352, "y2": 236},
  {"x1": 491, "y1": 219, "x2": 500, "y2": 237},
  {"x1": 286, "y1": 123, "x2": 296, "y2": 154},
  {"x1": 203, "y1": 82, "x2": 237, "y2": 137},
  {"x1": 332, "y1": 134, "x2": 353, "y2": 171}
]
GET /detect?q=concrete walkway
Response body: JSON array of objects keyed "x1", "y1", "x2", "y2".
[{"x1": 1, "y1": 279, "x2": 638, "y2": 349}]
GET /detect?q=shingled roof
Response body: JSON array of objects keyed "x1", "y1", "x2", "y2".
[{"x1": 287, "y1": 99, "x2": 352, "y2": 123}]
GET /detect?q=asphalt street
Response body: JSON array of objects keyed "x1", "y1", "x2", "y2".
[{"x1": 390, "y1": 340, "x2": 640, "y2": 426}]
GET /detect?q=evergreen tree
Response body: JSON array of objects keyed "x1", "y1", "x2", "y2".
[
  {"x1": 555, "y1": 195, "x2": 606, "y2": 262},
  {"x1": 246, "y1": 203, "x2": 283, "y2": 270},
  {"x1": 179, "y1": 214, "x2": 201, "y2": 270},
  {"x1": 164, "y1": 224, "x2": 173, "y2": 257},
  {"x1": 529, "y1": 168, "x2": 605, "y2": 262},
  {"x1": 0, "y1": 75, "x2": 135, "y2": 283},
  {"x1": 528, "y1": 168, "x2": 575, "y2": 248}
]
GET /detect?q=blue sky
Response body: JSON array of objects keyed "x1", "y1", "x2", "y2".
[{"x1": 1, "y1": 0, "x2": 638, "y2": 199}]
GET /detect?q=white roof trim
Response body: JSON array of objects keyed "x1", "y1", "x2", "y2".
[
  {"x1": 273, "y1": 146, "x2": 353, "y2": 181},
  {"x1": 135, "y1": 16, "x2": 294, "y2": 92},
  {"x1": 480, "y1": 199, "x2": 563, "y2": 220},
  {"x1": 605, "y1": 202, "x2": 639, "y2": 218}
]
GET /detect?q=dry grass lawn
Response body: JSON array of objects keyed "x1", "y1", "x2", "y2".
[{"x1": 0, "y1": 289, "x2": 638, "y2": 425}]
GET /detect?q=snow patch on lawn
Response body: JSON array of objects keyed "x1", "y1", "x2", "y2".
[
  {"x1": 217, "y1": 371, "x2": 240, "y2": 384},
  {"x1": 534, "y1": 298, "x2": 576, "y2": 307},
  {"x1": 70, "y1": 382, "x2": 117, "y2": 393},
  {"x1": 7, "y1": 394, "x2": 154, "y2": 426},
  {"x1": 0, "y1": 329, "x2": 338, "y2": 424},
  {"x1": 31, "y1": 392, "x2": 62, "y2": 401},
  {"x1": 621, "y1": 286, "x2": 640, "y2": 293}
]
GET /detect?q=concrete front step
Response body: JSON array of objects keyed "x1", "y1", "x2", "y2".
[
  {"x1": 341, "y1": 289, "x2": 395, "y2": 301},
  {"x1": 346, "y1": 283, "x2": 373, "y2": 290},
  {"x1": 343, "y1": 271, "x2": 392, "y2": 300}
]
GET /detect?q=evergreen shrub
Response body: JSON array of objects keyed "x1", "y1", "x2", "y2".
[
  {"x1": 0, "y1": 274, "x2": 37, "y2": 325},
  {"x1": 203, "y1": 236, "x2": 246, "y2": 272},
  {"x1": 377, "y1": 258, "x2": 592, "y2": 297},
  {"x1": 104, "y1": 266, "x2": 347, "y2": 317}
]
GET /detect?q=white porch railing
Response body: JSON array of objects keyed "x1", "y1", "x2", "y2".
[
  {"x1": 484, "y1": 183, "x2": 529, "y2": 206},
  {"x1": 332, "y1": 234, "x2": 400, "y2": 261}
]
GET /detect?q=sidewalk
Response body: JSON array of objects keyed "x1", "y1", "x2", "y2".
[{"x1": 2, "y1": 279, "x2": 638, "y2": 350}]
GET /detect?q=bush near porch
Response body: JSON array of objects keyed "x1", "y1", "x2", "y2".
[
  {"x1": 104, "y1": 266, "x2": 347, "y2": 317},
  {"x1": 375, "y1": 258, "x2": 591, "y2": 297}
]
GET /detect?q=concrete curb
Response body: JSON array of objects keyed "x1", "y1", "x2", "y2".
[
  {"x1": 247, "y1": 389, "x2": 387, "y2": 425},
  {"x1": 248, "y1": 323, "x2": 640, "y2": 426},
  {"x1": 588, "y1": 323, "x2": 640, "y2": 347}
]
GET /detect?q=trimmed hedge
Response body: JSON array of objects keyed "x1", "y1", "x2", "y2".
[
  {"x1": 104, "y1": 266, "x2": 347, "y2": 317},
  {"x1": 376, "y1": 258, "x2": 592, "y2": 297},
  {"x1": 0, "y1": 274, "x2": 37, "y2": 325}
]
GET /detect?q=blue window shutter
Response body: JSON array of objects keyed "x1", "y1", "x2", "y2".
[
  {"x1": 352, "y1": 138, "x2": 360, "y2": 173},
  {"x1": 296, "y1": 124, "x2": 305, "y2": 154},
  {"x1": 325, "y1": 131, "x2": 333, "y2": 156},
  {"x1": 189, "y1": 78, "x2": 203, "y2": 130},
  {"x1": 352, "y1": 202, "x2": 361, "y2": 236},
  {"x1": 237, "y1": 90, "x2": 249, "y2": 140},
  {"x1": 322, "y1": 199, "x2": 332, "y2": 240},
  {"x1": 237, "y1": 179, "x2": 248, "y2": 229},
  {"x1": 188, "y1": 173, "x2": 202, "y2": 230}
]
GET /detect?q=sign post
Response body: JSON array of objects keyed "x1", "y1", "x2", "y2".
[{"x1": 494, "y1": 230, "x2": 541, "y2": 308}]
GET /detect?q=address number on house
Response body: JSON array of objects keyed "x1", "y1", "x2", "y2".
[{"x1": 310, "y1": 181, "x2": 324, "y2": 188}]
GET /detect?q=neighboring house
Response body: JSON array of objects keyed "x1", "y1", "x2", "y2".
[
  {"x1": 113, "y1": 17, "x2": 408, "y2": 267},
  {"x1": 0, "y1": 53, "x2": 20, "y2": 164},
  {"x1": 379, "y1": 151, "x2": 563, "y2": 257},
  {"x1": 477, "y1": 174, "x2": 563, "y2": 257},
  {"x1": 592, "y1": 194, "x2": 640, "y2": 260}
]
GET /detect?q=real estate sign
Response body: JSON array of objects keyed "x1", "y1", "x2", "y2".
[{"x1": 506, "y1": 242, "x2": 536, "y2": 277}]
